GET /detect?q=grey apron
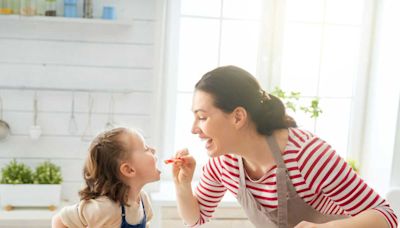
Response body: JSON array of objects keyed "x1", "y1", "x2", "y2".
[{"x1": 236, "y1": 136, "x2": 348, "y2": 228}]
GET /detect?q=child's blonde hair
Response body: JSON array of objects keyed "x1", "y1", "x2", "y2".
[{"x1": 79, "y1": 127, "x2": 134, "y2": 204}]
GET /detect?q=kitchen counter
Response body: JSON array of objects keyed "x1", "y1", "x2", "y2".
[{"x1": 0, "y1": 181, "x2": 241, "y2": 228}]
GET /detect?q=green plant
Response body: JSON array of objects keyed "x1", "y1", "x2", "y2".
[
  {"x1": 33, "y1": 161, "x2": 63, "y2": 184},
  {"x1": 346, "y1": 159, "x2": 360, "y2": 173},
  {"x1": 1, "y1": 159, "x2": 34, "y2": 184},
  {"x1": 271, "y1": 86, "x2": 322, "y2": 118}
]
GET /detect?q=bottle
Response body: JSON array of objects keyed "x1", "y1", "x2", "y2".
[
  {"x1": 101, "y1": 0, "x2": 116, "y2": 20},
  {"x1": 45, "y1": 0, "x2": 56, "y2": 16},
  {"x1": 83, "y1": 0, "x2": 92, "y2": 18},
  {"x1": 20, "y1": 0, "x2": 36, "y2": 16},
  {"x1": 12, "y1": 0, "x2": 20, "y2": 15},
  {"x1": 64, "y1": 0, "x2": 77, "y2": 17}
]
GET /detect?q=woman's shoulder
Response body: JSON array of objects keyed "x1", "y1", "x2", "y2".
[
  {"x1": 288, "y1": 128, "x2": 315, "y2": 145},
  {"x1": 285, "y1": 128, "x2": 332, "y2": 161},
  {"x1": 210, "y1": 154, "x2": 240, "y2": 169}
]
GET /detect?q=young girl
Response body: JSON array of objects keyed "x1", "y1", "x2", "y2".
[{"x1": 52, "y1": 127, "x2": 160, "y2": 228}]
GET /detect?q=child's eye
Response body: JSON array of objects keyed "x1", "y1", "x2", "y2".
[{"x1": 198, "y1": 117, "x2": 207, "y2": 121}]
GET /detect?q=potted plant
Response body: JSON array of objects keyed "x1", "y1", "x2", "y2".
[
  {"x1": 271, "y1": 86, "x2": 322, "y2": 118},
  {"x1": 0, "y1": 160, "x2": 63, "y2": 211}
]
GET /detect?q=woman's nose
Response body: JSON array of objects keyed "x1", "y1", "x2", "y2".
[{"x1": 191, "y1": 124, "x2": 200, "y2": 134}]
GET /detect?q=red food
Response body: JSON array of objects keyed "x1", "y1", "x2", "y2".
[{"x1": 164, "y1": 158, "x2": 181, "y2": 164}]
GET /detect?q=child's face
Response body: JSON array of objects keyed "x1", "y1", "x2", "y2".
[{"x1": 128, "y1": 132, "x2": 161, "y2": 183}]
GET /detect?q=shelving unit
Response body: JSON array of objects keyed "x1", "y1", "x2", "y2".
[{"x1": 0, "y1": 14, "x2": 134, "y2": 26}]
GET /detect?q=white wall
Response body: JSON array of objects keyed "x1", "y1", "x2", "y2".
[
  {"x1": 360, "y1": 0, "x2": 400, "y2": 195},
  {"x1": 391, "y1": 99, "x2": 400, "y2": 187},
  {"x1": 0, "y1": 0, "x2": 161, "y2": 202}
]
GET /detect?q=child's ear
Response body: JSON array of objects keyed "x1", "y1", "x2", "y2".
[{"x1": 120, "y1": 162, "x2": 136, "y2": 178}]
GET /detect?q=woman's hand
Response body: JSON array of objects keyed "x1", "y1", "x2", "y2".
[
  {"x1": 294, "y1": 221, "x2": 334, "y2": 228},
  {"x1": 172, "y1": 148, "x2": 196, "y2": 185}
]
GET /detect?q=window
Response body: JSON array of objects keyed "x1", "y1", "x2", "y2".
[
  {"x1": 163, "y1": 0, "x2": 373, "y2": 178},
  {"x1": 279, "y1": 0, "x2": 369, "y2": 157}
]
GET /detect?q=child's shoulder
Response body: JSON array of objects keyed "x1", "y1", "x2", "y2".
[
  {"x1": 139, "y1": 190, "x2": 153, "y2": 221},
  {"x1": 139, "y1": 190, "x2": 151, "y2": 207},
  {"x1": 80, "y1": 196, "x2": 120, "y2": 217}
]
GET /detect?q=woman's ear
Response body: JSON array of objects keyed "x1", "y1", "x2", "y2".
[
  {"x1": 232, "y1": 107, "x2": 247, "y2": 129},
  {"x1": 120, "y1": 162, "x2": 136, "y2": 178}
]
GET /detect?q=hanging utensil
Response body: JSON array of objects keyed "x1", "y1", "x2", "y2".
[
  {"x1": 104, "y1": 95, "x2": 116, "y2": 130},
  {"x1": 0, "y1": 95, "x2": 11, "y2": 141},
  {"x1": 81, "y1": 94, "x2": 94, "y2": 141},
  {"x1": 30, "y1": 93, "x2": 42, "y2": 140},
  {"x1": 68, "y1": 93, "x2": 78, "y2": 135}
]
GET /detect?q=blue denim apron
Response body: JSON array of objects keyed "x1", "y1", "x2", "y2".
[{"x1": 120, "y1": 197, "x2": 146, "y2": 228}]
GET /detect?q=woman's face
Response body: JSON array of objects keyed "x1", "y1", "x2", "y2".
[{"x1": 191, "y1": 90, "x2": 237, "y2": 157}]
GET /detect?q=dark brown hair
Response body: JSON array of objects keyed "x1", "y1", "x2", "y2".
[
  {"x1": 195, "y1": 65, "x2": 297, "y2": 135},
  {"x1": 79, "y1": 127, "x2": 133, "y2": 204}
]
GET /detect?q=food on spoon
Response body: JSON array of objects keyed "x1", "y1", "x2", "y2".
[{"x1": 164, "y1": 158, "x2": 182, "y2": 164}]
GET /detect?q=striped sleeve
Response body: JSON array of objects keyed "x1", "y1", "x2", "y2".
[
  {"x1": 297, "y1": 137, "x2": 398, "y2": 228},
  {"x1": 193, "y1": 157, "x2": 227, "y2": 226}
]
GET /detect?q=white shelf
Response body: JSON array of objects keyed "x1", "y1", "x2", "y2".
[{"x1": 0, "y1": 15, "x2": 134, "y2": 26}]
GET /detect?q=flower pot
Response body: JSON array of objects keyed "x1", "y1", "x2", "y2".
[{"x1": 0, "y1": 184, "x2": 61, "y2": 211}]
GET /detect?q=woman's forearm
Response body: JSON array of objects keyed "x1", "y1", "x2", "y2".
[
  {"x1": 327, "y1": 209, "x2": 389, "y2": 228},
  {"x1": 175, "y1": 183, "x2": 201, "y2": 226}
]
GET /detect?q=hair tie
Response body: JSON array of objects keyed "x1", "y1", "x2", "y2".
[{"x1": 260, "y1": 90, "x2": 271, "y2": 104}]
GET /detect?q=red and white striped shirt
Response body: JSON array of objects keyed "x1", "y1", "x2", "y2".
[{"x1": 194, "y1": 128, "x2": 398, "y2": 227}]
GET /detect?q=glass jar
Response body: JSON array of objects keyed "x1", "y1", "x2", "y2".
[
  {"x1": 45, "y1": 0, "x2": 56, "y2": 16},
  {"x1": 83, "y1": 0, "x2": 92, "y2": 18},
  {"x1": 36, "y1": 0, "x2": 46, "y2": 16},
  {"x1": 0, "y1": 0, "x2": 13, "y2": 14},
  {"x1": 20, "y1": 0, "x2": 36, "y2": 16}
]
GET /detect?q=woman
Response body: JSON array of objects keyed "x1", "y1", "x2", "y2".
[{"x1": 171, "y1": 66, "x2": 398, "y2": 228}]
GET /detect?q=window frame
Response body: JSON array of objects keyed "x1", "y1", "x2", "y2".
[{"x1": 160, "y1": 0, "x2": 376, "y2": 180}]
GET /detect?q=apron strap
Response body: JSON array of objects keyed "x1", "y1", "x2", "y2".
[
  {"x1": 267, "y1": 136, "x2": 288, "y2": 228},
  {"x1": 238, "y1": 156, "x2": 247, "y2": 187}
]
